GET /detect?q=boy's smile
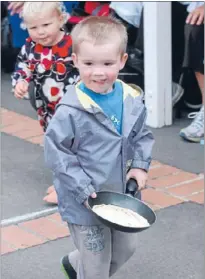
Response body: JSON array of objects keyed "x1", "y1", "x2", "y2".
[{"x1": 72, "y1": 41, "x2": 128, "y2": 93}]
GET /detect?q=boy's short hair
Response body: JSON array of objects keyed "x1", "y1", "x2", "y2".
[
  {"x1": 22, "y1": 2, "x2": 68, "y2": 25},
  {"x1": 71, "y1": 16, "x2": 128, "y2": 54}
]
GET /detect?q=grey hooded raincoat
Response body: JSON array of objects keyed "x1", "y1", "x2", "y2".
[{"x1": 44, "y1": 80, "x2": 154, "y2": 225}]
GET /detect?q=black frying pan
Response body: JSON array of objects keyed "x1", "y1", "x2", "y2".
[{"x1": 88, "y1": 179, "x2": 156, "y2": 233}]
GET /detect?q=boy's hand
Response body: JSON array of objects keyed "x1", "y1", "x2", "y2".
[
  {"x1": 126, "y1": 168, "x2": 148, "y2": 190},
  {"x1": 84, "y1": 192, "x2": 97, "y2": 209},
  {"x1": 14, "y1": 81, "x2": 29, "y2": 99}
]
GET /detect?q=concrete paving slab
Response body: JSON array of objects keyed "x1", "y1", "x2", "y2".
[
  {"x1": 1, "y1": 73, "x2": 37, "y2": 120},
  {"x1": 1, "y1": 202, "x2": 204, "y2": 279},
  {"x1": 2, "y1": 133, "x2": 53, "y2": 220},
  {"x1": 150, "y1": 119, "x2": 204, "y2": 174}
]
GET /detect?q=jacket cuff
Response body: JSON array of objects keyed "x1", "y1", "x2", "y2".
[
  {"x1": 131, "y1": 160, "x2": 150, "y2": 172},
  {"x1": 75, "y1": 184, "x2": 96, "y2": 204}
]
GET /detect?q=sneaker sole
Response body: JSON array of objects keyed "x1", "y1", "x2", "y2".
[
  {"x1": 60, "y1": 258, "x2": 70, "y2": 279},
  {"x1": 179, "y1": 132, "x2": 202, "y2": 143},
  {"x1": 184, "y1": 101, "x2": 202, "y2": 110}
]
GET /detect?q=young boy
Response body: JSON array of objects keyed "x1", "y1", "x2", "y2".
[
  {"x1": 44, "y1": 16, "x2": 154, "y2": 279},
  {"x1": 12, "y1": 2, "x2": 80, "y2": 204}
]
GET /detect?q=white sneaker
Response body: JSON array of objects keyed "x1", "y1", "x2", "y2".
[
  {"x1": 179, "y1": 106, "x2": 204, "y2": 143},
  {"x1": 172, "y1": 82, "x2": 184, "y2": 106}
]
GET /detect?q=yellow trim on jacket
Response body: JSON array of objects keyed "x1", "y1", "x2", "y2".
[{"x1": 75, "y1": 79, "x2": 142, "y2": 110}]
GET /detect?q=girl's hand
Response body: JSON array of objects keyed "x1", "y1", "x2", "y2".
[{"x1": 14, "y1": 81, "x2": 28, "y2": 99}]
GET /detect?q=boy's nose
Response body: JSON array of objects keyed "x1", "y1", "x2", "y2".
[{"x1": 93, "y1": 68, "x2": 104, "y2": 76}]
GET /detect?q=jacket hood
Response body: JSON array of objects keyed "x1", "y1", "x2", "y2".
[{"x1": 57, "y1": 79, "x2": 144, "y2": 114}]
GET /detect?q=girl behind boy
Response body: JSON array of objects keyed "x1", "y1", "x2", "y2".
[{"x1": 12, "y1": 2, "x2": 80, "y2": 204}]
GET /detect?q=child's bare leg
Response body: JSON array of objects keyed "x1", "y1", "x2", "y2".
[
  {"x1": 43, "y1": 189, "x2": 58, "y2": 204},
  {"x1": 46, "y1": 185, "x2": 55, "y2": 194}
]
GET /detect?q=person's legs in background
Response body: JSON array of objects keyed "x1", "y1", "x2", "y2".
[
  {"x1": 179, "y1": 23, "x2": 204, "y2": 143},
  {"x1": 180, "y1": 73, "x2": 204, "y2": 143},
  {"x1": 195, "y1": 72, "x2": 204, "y2": 104}
]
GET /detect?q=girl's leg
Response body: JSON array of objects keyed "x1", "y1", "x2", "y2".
[
  {"x1": 42, "y1": 116, "x2": 58, "y2": 204},
  {"x1": 46, "y1": 185, "x2": 55, "y2": 194},
  {"x1": 43, "y1": 189, "x2": 58, "y2": 204}
]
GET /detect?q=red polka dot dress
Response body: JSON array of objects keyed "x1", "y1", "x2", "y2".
[{"x1": 12, "y1": 33, "x2": 80, "y2": 131}]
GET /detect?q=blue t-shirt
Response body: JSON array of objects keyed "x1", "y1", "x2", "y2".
[{"x1": 79, "y1": 82, "x2": 123, "y2": 134}]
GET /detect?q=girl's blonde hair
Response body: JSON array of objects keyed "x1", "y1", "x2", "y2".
[
  {"x1": 21, "y1": 2, "x2": 68, "y2": 28},
  {"x1": 71, "y1": 16, "x2": 128, "y2": 54}
]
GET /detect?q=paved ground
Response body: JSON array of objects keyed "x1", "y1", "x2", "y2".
[
  {"x1": 1, "y1": 73, "x2": 204, "y2": 278},
  {"x1": 1, "y1": 73, "x2": 37, "y2": 120},
  {"x1": 2, "y1": 203, "x2": 204, "y2": 279},
  {"x1": 2, "y1": 133, "x2": 52, "y2": 219},
  {"x1": 150, "y1": 122, "x2": 204, "y2": 174}
]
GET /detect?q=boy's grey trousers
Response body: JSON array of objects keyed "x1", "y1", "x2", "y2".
[{"x1": 68, "y1": 223, "x2": 138, "y2": 279}]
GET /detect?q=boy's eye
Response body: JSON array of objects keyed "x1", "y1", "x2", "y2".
[
  {"x1": 84, "y1": 62, "x2": 92, "y2": 66},
  {"x1": 104, "y1": 62, "x2": 113, "y2": 66},
  {"x1": 43, "y1": 23, "x2": 51, "y2": 27},
  {"x1": 29, "y1": 26, "x2": 37, "y2": 30}
]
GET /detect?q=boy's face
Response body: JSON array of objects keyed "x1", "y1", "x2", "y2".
[
  {"x1": 25, "y1": 9, "x2": 64, "y2": 46},
  {"x1": 72, "y1": 41, "x2": 128, "y2": 93}
]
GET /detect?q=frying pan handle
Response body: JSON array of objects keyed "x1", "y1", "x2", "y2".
[{"x1": 126, "y1": 178, "x2": 139, "y2": 197}]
